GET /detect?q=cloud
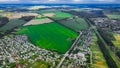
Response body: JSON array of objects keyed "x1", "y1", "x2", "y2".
[
  {"x1": 95, "y1": 0, "x2": 115, "y2": 2},
  {"x1": 0, "y1": 0, "x2": 19, "y2": 2}
]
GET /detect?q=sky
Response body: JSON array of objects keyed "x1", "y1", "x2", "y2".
[{"x1": 0, "y1": 0, "x2": 119, "y2": 4}]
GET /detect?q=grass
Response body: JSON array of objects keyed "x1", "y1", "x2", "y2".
[
  {"x1": 0, "y1": 19, "x2": 26, "y2": 33},
  {"x1": 0, "y1": 10, "x2": 4, "y2": 13},
  {"x1": 58, "y1": 17, "x2": 89, "y2": 32},
  {"x1": 16, "y1": 22, "x2": 77, "y2": 53},
  {"x1": 106, "y1": 14, "x2": 120, "y2": 19},
  {"x1": 27, "y1": 60, "x2": 50, "y2": 68},
  {"x1": 90, "y1": 33, "x2": 108, "y2": 68},
  {"x1": 112, "y1": 33, "x2": 120, "y2": 49}
]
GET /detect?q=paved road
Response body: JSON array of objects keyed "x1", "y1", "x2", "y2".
[{"x1": 57, "y1": 32, "x2": 82, "y2": 68}]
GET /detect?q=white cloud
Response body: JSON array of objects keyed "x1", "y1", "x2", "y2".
[{"x1": 0, "y1": 0, "x2": 19, "y2": 2}]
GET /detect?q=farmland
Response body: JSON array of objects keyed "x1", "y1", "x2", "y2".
[
  {"x1": 0, "y1": 19, "x2": 26, "y2": 33},
  {"x1": 57, "y1": 17, "x2": 89, "y2": 32},
  {"x1": 16, "y1": 22, "x2": 77, "y2": 53},
  {"x1": 34, "y1": 16, "x2": 47, "y2": 20},
  {"x1": 24, "y1": 18, "x2": 53, "y2": 26},
  {"x1": 51, "y1": 11, "x2": 73, "y2": 20},
  {"x1": 39, "y1": 10, "x2": 73, "y2": 20},
  {"x1": 27, "y1": 60, "x2": 50, "y2": 68},
  {"x1": 43, "y1": 13, "x2": 55, "y2": 17},
  {"x1": 38, "y1": 9, "x2": 58, "y2": 14}
]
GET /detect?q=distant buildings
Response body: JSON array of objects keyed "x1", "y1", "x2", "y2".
[{"x1": 91, "y1": 18, "x2": 120, "y2": 33}]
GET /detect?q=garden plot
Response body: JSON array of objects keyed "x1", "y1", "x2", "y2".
[{"x1": 24, "y1": 18, "x2": 53, "y2": 26}]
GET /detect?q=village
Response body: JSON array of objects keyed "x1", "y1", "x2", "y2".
[{"x1": 0, "y1": 35, "x2": 62, "y2": 68}]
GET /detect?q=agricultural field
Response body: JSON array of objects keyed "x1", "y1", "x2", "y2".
[
  {"x1": 51, "y1": 11, "x2": 73, "y2": 20},
  {"x1": 90, "y1": 33, "x2": 108, "y2": 68},
  {"x1": 34, "y1": 15, "x2": 47, "y2": 20},
  {"x1": 38, "y1": 9, "x2": 59, "y2": 14},
  {"x1": 0, "y1": 19, "x2": 26, "y2": 33},
  {"x1": 106, "y1": 14, "x2": 120, "y2": 19},
  {"x1": 24, "y1": 18, "x2": 53, "y2": 26},
  {"x1": 57, "y1": 17, "x2": 89, "y2": 32},
  {"x1": 112, "y1": 33, "x2": 120, "y2": 49},
  {"x1": 27, "y1": 60, "x2": 50, "y2": 68},
  {"x1": 43, "y1": 13, "x2": 55, "y2": 17},
  {"x1": 16, "y1": 22, "x2": 77, "y2": 53},
  {"x1": 39, "y1": 10, "x2": 73, "y2": 20}
]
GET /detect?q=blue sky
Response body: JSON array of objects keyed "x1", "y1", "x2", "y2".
[{"x1": 0, "y1": 0, "x2": 119, "y2": 4}]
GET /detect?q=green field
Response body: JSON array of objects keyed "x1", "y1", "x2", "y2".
[
  {"x1": 106, "y1": 14, "x2": 120, "y2": 19},
  {"x1": 0, "y1": 10, "x2": 4, "y2": 13},
  {"x1": 39, "y1": 11, "x2": 73, "y2": 20},
  {"x1": 16, "y1": 22, "x2": 77, "y2": 53},
  {"x1": 51, "y1": 11, "x2": 73, "y2": 20},
  {"x1": 58, "y1": 17, "x2": 89, "y2": 32},
  {"x1": 0, "y1": 19, "x2": 26, "y2": 33}
]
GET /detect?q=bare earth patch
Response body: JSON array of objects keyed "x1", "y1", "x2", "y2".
[
  {"x1": 24, "y1": 18, "x2": 53, "y2": 26},
  {"x1": 6, "y1": 12, "x2": 39, "y2": 19},
  {"x1": 43, "y1": 13, "x2": 55, "y2": 17}
]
